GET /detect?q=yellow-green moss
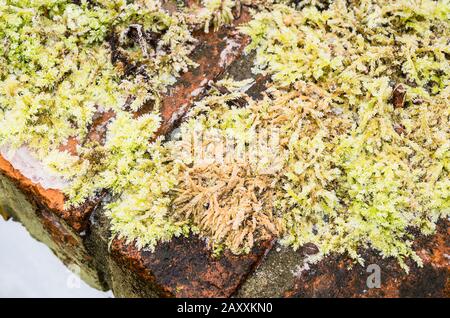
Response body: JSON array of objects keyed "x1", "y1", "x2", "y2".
[
  {"x1": 241, "y1": 0, "x2": 449, "y2": 270},
  {"x1": 1, "y1": 0, "x2": 449, "y2": 269},
  {"x1": 0, "y1": 0, "x2": 197, "y2": 244}
]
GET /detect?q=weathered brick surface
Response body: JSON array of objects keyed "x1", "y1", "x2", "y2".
[
  {"x1": 155, "y1": 23, "x2": 250, "y2": 137},
  {"x1": 284, "y1": 220, "x2": 449, "y2": 298},
  {"x1": 0, "y1": 174, "x2": 106, "y2": 290},
  {"x1": 0, "y1": 155, "x2": 96, "y2": 233},
  {"x1": 0, "y1": 5, "x2": 448, "y2": 298},
  {"x1": 110, "y1": 236, "x2": 273, "y2": 297},
  {"x1": 237, "y1": 221, "x2": 449, "y2": 298}
]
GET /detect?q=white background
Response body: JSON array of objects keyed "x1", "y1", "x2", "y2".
[{"x1": 0, "y1": 219, "x2": 113, "y2": 298}]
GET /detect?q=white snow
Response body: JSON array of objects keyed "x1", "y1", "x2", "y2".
[
  {"x1": 0, "y1": 219, "x2": 113, "y2": 298},
  {"x1": 0, "y1": 146, "x2": 69, "y2": 190}
]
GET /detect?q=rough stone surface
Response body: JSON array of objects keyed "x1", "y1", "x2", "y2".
[{"x1": 236, "y1": 245, "x2": 306, "y2": 298}]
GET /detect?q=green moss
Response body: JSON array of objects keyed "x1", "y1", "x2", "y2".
[
  {"x1": 240, "y1": 0, "x2": 449, "y2": 270},
  {"x1": 1, "y1": 0, "x2": 449, "y2": 268},
  {"x1": 0, "y1": 0, "x2": 196, "y2": 247}
]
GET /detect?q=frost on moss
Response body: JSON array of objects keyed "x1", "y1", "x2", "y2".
[
  {"x1": 186, "y1": 0, "x2": 290, "y2": 32},
  {"x1": 0, "y1": 0, "x2": 196, "y2": 245},
  {"x1": 123, "y1": 0, "x2": 448, "y2": 264},
  {"x1": 1, "y1": 0, "x2": 449, "y2": 267},
  {"x1": 239, "y1": 0, "x2": 449, "y2": 269},
  {"x1": 0, "y1": 0, "x2": 195, "y2": 155},
  {"x1": 87, "y1": 0, "x2": 449, "y2": 267}
]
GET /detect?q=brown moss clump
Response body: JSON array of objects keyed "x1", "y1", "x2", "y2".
[{"x1": 173, "y1": 163, "x2": 284, "y2": 254}]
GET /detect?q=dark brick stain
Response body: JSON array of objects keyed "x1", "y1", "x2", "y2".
[
  {"x1": 399, "y1": 264, "x2": 448, "y2": 297},
  {"x1": 111, "y1": 235, "x2": 272, "y2": 297},
  {"x1": 218, "y1": 51, "x2": 270, "y2": 100}
]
